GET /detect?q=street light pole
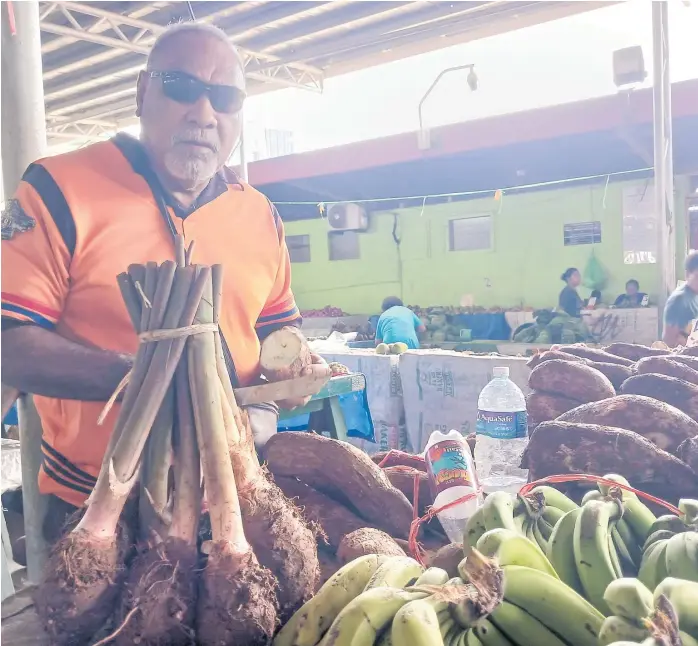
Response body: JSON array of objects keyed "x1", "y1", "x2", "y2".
[{"x1": 418, "y1": 64, "x2": 477, "y2": 150}]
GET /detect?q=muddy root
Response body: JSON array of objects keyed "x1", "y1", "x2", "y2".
[
  {"x1": 240, "y1": 472, "x2": 320, "y2": 622},
  {"x1": 115, "y1": 538, "x2": 198, "y2": 646},
  {"x1": 196, "y1": 543, "x2": 278, "y2": 646},
  {"x1": 34, "y1": 529, "x2": 125, "y2": 645}
]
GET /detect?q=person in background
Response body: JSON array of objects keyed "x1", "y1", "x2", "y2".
[
  {"x1": 375, "y1": 297, "x2": 426, "y2": 349},
  {"x1": 558, "y1": 268, "x2": 584, "y2": 317},
  {"x1": 663, "y1": 251, "x2": 698, "y2": 347},
  {"x1": 614, "y1": 279, "x2": 648, "y2": 308}
]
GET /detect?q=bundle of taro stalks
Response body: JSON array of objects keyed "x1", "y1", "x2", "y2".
[{"x1": 34, "y1": 239, "x2": 320, "y2": 646}]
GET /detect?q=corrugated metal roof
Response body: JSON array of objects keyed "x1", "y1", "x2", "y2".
[{"x1": 40, "y1": 1, "x2": 612, "y2": 147}]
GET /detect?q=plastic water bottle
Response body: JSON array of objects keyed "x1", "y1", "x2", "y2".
[
  {"x1": 475, "y1": 367, "x2": 529, "y2": 494},
  {"x1": 424, "y1": 430, "x2": 482, "y2": 543}
]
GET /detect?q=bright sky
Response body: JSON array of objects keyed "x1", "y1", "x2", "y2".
[{"x1": 237, "y1": 1, "x2": 698, "y2": 160}]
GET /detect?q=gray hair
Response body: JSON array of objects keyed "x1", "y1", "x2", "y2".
[{"x1": 147, "y1": 22, "x2": 244, "y2": 71}]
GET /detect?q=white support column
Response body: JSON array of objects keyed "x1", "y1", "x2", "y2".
[
  {"x1": 652, "y1": 0, "x2": 676, "y2": 331},
  {"x1": 1, "y1": 0, "x2": 49, "y2": 584},
  {"x1": 1, "y1": 0, "x2": 47, "y2": 192}
]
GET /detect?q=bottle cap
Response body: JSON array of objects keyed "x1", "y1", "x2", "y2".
[{"x1": 493, "y1": 367, "x2": 509, "y2": 378}]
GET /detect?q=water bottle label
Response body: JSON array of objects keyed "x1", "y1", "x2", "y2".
[
  {"x1": 476, "y1": 410, "x2": 527, "y2": 440},
  {"x1": 425, "y1": 440, "x2": 475, "y2": 496}
]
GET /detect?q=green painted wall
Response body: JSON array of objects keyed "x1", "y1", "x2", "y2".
[{"x1": 285, "y1": 177, "x2": 690, "y2": 315}]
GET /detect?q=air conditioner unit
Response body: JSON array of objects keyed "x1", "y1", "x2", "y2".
[{"x1": 327, "y1": 203, "x2": 368, "y2": 231}]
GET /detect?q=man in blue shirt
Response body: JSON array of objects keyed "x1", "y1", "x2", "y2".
[{"x1": 375, "y1": 297, "x2": 426, "y2": 349}]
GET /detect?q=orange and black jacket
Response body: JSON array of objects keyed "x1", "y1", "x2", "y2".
[{"x1": 1, "y1": 134, "x2": 301, "y2": 506}]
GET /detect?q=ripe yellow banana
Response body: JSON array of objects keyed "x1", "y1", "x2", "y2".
[
  {"x1": 597, "y1": 616, "x2": 648, "y2": 646},
  {"x1": 603, "y1": 578, "x2": 653, "y2": 623},
  {"x1": 490, "y1": 599, "x2": 568, "y2": 646},
  {"x1": 501, "y1": 565, "x2": 604, "y2": 646},
  {"x1": 319, "y1": 587, "x2": 425, "y2": 646},
  {"x1": 482, "y1": 492, "x2": 520, "y2": 533},
  {"x1": 364, "y1": 556, "x2": 424, "y2": 590},
  {"x1": 476, "y1": 528, "x2": 558, "y2": 579},
  {"x1": 654, "y1": 577, "x2": 698, "y2": 639},
  {"x1": 573, "y1": 498, "x2": 623, "y2": 613},
  {"x1": 391, "y1": 599, "x2": 445, "y2": 646},
  {"x1": 546, "y1": 507, "x2": 584, "y2": 594},
  {"x1": 664, "y1": 531, "x2": 698, "y2": 583},
  {"x1": 273, "y1": 553, "x2": 386, "y2": 646}
]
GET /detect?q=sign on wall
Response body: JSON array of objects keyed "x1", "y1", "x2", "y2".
[
  {"x1": 563, "y1": 221, "x2": 602, "y2": 246},
  {"x1": 622, "y1": 183, "x2": 657, "y2": 264}
]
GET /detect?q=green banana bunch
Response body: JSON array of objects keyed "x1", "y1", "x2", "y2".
[
  {"x1": 364, "y1": 555, "x2": 425, "y2": 590},
  {"x1": 318, "y1": 587, "x2": 426, "y2": 646},
  {"x1": 546, "y1": 506, "x2": 585, "y2": 594},
  {"x1": 598, "y1": 578, "x2": 654, "y2": 645},
  {"x1": 465, "y1": 507, "x2": 489, "y2": 550},
  {"x1": 413, "y1": 567, "x2": 451, "y2": 586},
  {"x1": 391, "y1": 598, "x2": 444, "y2": 646},
  {"x1": 475, "y1": 528, "x2": 559, "y2": 579},
  {"x1": 598, "y1": 475, "x2": 656, "y2": 549},
  {"x1": 274, "y1": 553, "x2": 387, "y2": 646},
  {"x1": 481, "y1": 491, "x2": 520, "y2": 534},
  {"x1": 654, "y1": 578, "x2": 698, "y2": 640},
  {"x1": 573, "y1": 496, "x2": 624, "y2": 614},
  {"x1": 518, "y1": 487, "x2": 578, "y2": 554}
]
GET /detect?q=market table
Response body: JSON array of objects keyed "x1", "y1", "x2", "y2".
[{"x1": 278, "y1": 372, "x2": 367, "y2": 442}]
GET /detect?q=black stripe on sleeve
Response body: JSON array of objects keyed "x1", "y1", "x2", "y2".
[
  {"x1": 41, "y1": 440, "x2": 97, "y2": 485},
  {"x1": 22, "y1": 163, "x2": 77, "y2": 256}
]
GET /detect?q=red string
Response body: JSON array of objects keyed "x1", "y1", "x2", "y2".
[
  {"x1": 7, "y1": 1, "x2": 16, "y2": 36},
  {"x1": 406, "y1": 473, "x2": 681, "y2": 565},
  {"x1": 378, "y1": 449, "x2": 425, "y2": 469}
]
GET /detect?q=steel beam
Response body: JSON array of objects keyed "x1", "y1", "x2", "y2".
[{"x1": 652, "y1": 1, "x2": 676, "y2": 329}]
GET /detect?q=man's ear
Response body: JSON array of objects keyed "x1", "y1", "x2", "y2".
[{"x1": 135, "y1": 70, "x2": 147, "y2": 117}]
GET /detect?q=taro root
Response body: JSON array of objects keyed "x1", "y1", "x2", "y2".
[
  {"x1": 551, "y1": 344, "x2": 634, "y2": 366},
  {"x1": 603, "y1": 342, "x2": 670, "y2": 362},
  {"x1": 526, "y1": 350, "x2": 589, "y2": 369},
  {"x1": 35, "y1": 261, "x2": 203, "y2": 645},
  {"x1": 191, "y1": 270, "x2": 278, "y2": 646},
  {"x1": 259, "y1": 325, "x2": 312, "y2": 382},
  {"x1": 621, "y1": 373, "x2": 698, "y2": 422},
  {"x1": 587, "y1": 361, "x2": 633, "y2": 392},
  {"x1": 635, "y1": 356, "x2": 698, "y2": 385},
  {"x1": 526, "y1": 392, "x2": 579, "y2": 431}
]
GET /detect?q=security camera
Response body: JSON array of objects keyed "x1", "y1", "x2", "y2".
[{"x1": 467, "y1": 68, "x2": 478, "y2": 91}]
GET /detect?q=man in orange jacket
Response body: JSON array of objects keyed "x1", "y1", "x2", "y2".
[{"x1": 1, "y1": 22, "x2": 328, "y2": 541}]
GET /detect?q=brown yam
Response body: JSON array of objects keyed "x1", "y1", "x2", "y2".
[
  {"x1": 238, "y1": 474, "x2": 320, "y2": 623},
  {"x1": 274, "y1": 475, "x2": 369, "y2": 549},
  {"x1": 383, "y1": 466, "x2": 433, "y2": 517},
  {"x1": 526, "y1": 392, "x2": 580, "y2": 429},
  {"x1": 621, "y1": 373, "x2": 698, "y2": 422},
  {"x1": 265, "y1": 432, "x2": 414, "y2": 539},
  {"x1": 522, "y1": 421, "x2": 698, "y2": 496},
  {"x1": 671, "y1": 355, "x2": 698, "y2": 371},
  {"x1": 317, "y1": 546, "x2": 341, "y2": 586},
  {"x1": 528, "y1": 359, "x2": 615, "y2": 403},
  {"x1": 259, "y1": 326, "x2": 311, "y2": 382},
  {"x1": 527, "y1": 350, "x2": 590, "y2": 369},
  {"x1": 371, "y1": 450, "x2": 427, "y2": 473},
  {"x1": 676, "y1": 437, "x2": 698, "y2": 475},
  {"x1": 426, "y1": 542, "x2": 465, "y2": 578},
  {"x1": 678, "y1": 345, "x2": 698, "y2": 357},
  {"x1": 337, "y1": 528, "x2": 406, "y2": 564},
  {"x1": 635, "y1": 356, "x2": 698, "y2": 385},
  {"x1": 603, "y1": 342, "x2": 670, "y2": 362},
  {"x1": 551, "y1": 344, "x2": 633, "y2": 366},
  {"x1": 587, "y1": 361, "x2": 634, "y2": 391},
  {"x1": 196, "y1": 546, "x2": 277, "y2": 646},
  {"x1": 556, "y1": 394, "x2": 698, "y2": 453}
]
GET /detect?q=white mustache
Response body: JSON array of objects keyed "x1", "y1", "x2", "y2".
[{"x1": 173, "y1": 131, "x2": 220, "y2": 152}]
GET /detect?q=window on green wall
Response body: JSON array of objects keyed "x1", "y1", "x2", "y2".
[
  {"x1": 448, "y1": 215, "x2": 492, "y2": 252},
  {"x1": 328, "y1": 230, "x2": 360, "y2": 260},
  {"x1": 287, "y1": 234, "x2": 311, "y2": 263}
]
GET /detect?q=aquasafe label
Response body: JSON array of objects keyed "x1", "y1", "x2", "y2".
[
  {"x1": 476, "y1": 410, "x2": 528, "y2": 440},
  {"x1": 425, "y1": 440, "x2": 474, "y2": 496}
]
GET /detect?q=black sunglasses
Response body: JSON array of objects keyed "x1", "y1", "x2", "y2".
[{"x1": 148, "y1": 70, "x2": 246, "y2": 114}]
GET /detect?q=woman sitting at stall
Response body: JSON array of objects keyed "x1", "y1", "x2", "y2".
[
  {"x1": 613, "y1": 279, "x2": 648, "y2": 308},
  {"x1": 558, "y1": 268, "x2": 584, "y2": 317},
  {"x1": 375, "y1": 297, "x2": 426, "y2": 349}
]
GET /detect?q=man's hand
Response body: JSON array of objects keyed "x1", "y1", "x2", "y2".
[{"x1": 278, "y1": 352, "x2": 331, "y2": 410}]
